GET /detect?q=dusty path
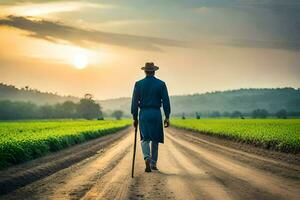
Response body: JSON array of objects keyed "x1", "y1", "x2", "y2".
[{"x1": 1, "y1": 127, "x2": 299, "y2": 200}]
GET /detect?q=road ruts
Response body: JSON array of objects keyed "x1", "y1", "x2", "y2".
[{"x1": 1, "y1": 127, "x2": 299, "y2": 200}]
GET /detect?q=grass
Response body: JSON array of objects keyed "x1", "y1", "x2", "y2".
[
  {"x1": 0, "y1": 119, "x2": 131, "y2": 169},
  {"x1": 171, "y1": 119, "x2": 300, "y2": 153}
]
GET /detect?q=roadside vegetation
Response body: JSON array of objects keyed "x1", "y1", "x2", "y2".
[
  {"x1": 178, "y1": 108, "x2": 299, "y2": 120},
  {"x1": 0, "y1": 120, "x2": 131, "y2": 169},
  {"x1": 111, "y1": 110, "x2": 124, "y2": 120},
  {"x1": 171, "y1": 119, "x2": 300, "y2": 153}
]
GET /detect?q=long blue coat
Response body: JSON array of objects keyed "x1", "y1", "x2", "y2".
[{"x1": 131, "y1": 76, "x2": 171, "y2": 143}]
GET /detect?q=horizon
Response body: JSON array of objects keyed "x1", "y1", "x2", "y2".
[
  {"x1": 1, "y1": 81, "x2": 299, "y2": 101},
  {"x1": 1, "y1": 1, "x2": 300, "y2": 99}
]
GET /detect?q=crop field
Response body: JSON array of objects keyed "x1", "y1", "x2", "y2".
[
  {"x1": 171, "y1": 119, "x2": 300, "y2": 153},
  {"x1": 0, "y1": 120, "x2": 131, "y2": 169}
]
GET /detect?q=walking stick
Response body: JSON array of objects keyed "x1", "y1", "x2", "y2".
[{"x1": 131, "y1": 126, "x2": 138, "y2": 178}]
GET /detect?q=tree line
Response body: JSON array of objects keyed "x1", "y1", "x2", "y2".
[
  {"x1": 180, "y1": 108, "x2": 299, "y2": 119},
  {"x1": 0, "y1": 94, "x2": 124, "y2": 120},
  {"x1": 2, "y1": 83, "x2": 300, "y2": 115}
]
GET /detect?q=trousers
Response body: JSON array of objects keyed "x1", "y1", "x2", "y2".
[{"x1": 141, "y1": 140, "x2": 159, "y2": 165}]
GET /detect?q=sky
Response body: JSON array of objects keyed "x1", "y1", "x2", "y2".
[{"x1": 0, "y1": 0, "x2": 299, "y2": 100}]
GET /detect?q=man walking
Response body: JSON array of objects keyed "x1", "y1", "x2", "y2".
[{"x1": 131, "y1": 62, "x2": 171, "y2": 172}]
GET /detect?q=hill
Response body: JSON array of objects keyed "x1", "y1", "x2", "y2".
[
  {"x1": 1, "y1": 83, "x2": 299, "y2": 116},
  {"x1": 100, "y1": 88, "x2": 300, "y2": 116},
  {"x1": 0, "y1": 83, "x2": 79, "y2": 105}
]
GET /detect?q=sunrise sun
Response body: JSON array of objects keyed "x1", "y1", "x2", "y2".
[{"x1": 73, "y1": 53, "x2": 88, "y2": 69}]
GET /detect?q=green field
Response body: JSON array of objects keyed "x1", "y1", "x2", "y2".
[
  {"x1": 0, "y1": 120, "x2": 131, "y2": 169},
  {"x1": 171, "y1": 119, "x2": 300, "y2": 153}
]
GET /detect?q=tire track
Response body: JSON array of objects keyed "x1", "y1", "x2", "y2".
[
  {"x1": 1, "y1": 127, "x2": 299, "y2": 200},
  {"x1": 166, "y1": 129, "x2": 300, "y2": 200}
]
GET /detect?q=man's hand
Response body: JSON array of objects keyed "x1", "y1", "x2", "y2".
[
  {"x1": 133, "y1": 119, "x2": 138, "y2": 128},
  {"x1": 164, "y1": 118, "x2": 170, "y2": 128}
]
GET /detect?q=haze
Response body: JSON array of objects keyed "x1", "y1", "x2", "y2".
[{"x1": 0, "y1": 0, "x2": 299, "y2": 100}]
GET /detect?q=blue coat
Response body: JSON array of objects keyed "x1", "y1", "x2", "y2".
[{"x1": 131, "y1": 76, "x2": 171, "y2": 143}]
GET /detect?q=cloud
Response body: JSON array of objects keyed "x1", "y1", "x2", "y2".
[
  {"x1": 1, "y1": 13, "x2": 299, "y2": 52},
  {"x1": 0, "y1": 1, "x2": 111, "y2": 17},
  {"x1": 193, "y1": 0, "x2": 300, "y2": 8},
  {"x1": 193, "y1": 7, "x2": 210, "y2": 13},
  {"x1": 215, "y1": 39, "x2": 300, "y2": 51},
  {"x1": 192, "y1": 0, "x2": 300, "y2": 51},
  {"x1": 0, "y1": 15, "x2": 187, "y2": 51},
  {"x1": 0, "y1": 0, "x2": 66, "y2": 4}
]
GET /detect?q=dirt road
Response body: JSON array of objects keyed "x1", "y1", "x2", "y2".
[{"x1": 1, "y1": 127, "x2": 299, "y2": 200}]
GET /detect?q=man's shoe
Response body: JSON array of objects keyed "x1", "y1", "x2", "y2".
[
  {"x1": 150, "y1": 165, "x2": 158, "y2": 170},
  {"x1": 145, "y1": 159, "x2": 151, "y2": 173}
]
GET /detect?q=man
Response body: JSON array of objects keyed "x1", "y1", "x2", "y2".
[{"x1": 131, "y1": 62, "x2": 171, "y2": 173}]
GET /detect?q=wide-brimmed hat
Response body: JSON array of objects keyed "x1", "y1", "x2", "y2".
[{"x1": 141, "y1": 62, "x2": 159, "y2": 71}]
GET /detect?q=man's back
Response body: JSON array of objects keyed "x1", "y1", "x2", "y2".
[
  {"x1": 131, "y1": 76, "x2": 170, "y2": 120},
  {"x1": 136, "y1": 76, "x2": 166, "y2": 108}
]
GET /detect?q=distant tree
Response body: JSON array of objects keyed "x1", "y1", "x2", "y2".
[
  {"x1": 276, "y1": 109, "x2": 287, "y2": 119},
  {"x1": 287, "y1": 111, "x2": 300, "y2": 117},
  {"x1": 0, "y1": 100, "x2": 39, "y2": 120},
  {"x1": 223, "y1": 111, "x2": 230, "y2": 117},
  {"x1": 230, "y1": 111, "x2": 242, "y2": 118},
  {"x1": 182, "y1": 112, "x2": 186, "y2": 120},
  {"x1": 252, "y1": 109, "x2": 269, "y2": 119},
  {"x1": 196, "y1": 112, "x2": 201, "y2": 119},
  {"x1": 84, "y1": 93, "x2": 93, "y2": 100},
  {"x1": 16, "y1": 101, "x2": 39, "y2": 119},
  {"x1": 61, "y1": 101, "x2": 77, "y2": 118},
  {"x1": 111, "y1": 110, "x2": 124, "y2": 120},
  {"x1": 54, "y1": 101, "x2": 78, "y2": 118},
  {"x1": 39, "y1": 104, "x2": 55, "y2": 119},
  {"x1": 77, "y1": 95, "x2": 102, "y2": 120},
  {"x1": 210, "y1": 111, "x2": 221, "y2": 118},
  {"x1": 0, "y1": 99, "x2": 102, "y2": 120},
  {"x1": 0, "y1": 100, "x2": 12, "y2": 119}
]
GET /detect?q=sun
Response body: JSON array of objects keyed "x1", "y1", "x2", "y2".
[{"x1": 73, "y1": 53, "x2": 88, "y2": 69}]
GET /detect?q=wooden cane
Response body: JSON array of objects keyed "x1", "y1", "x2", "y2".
[{"x1": 131, "y1": 126, "x2": 138, "y2": 178}]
